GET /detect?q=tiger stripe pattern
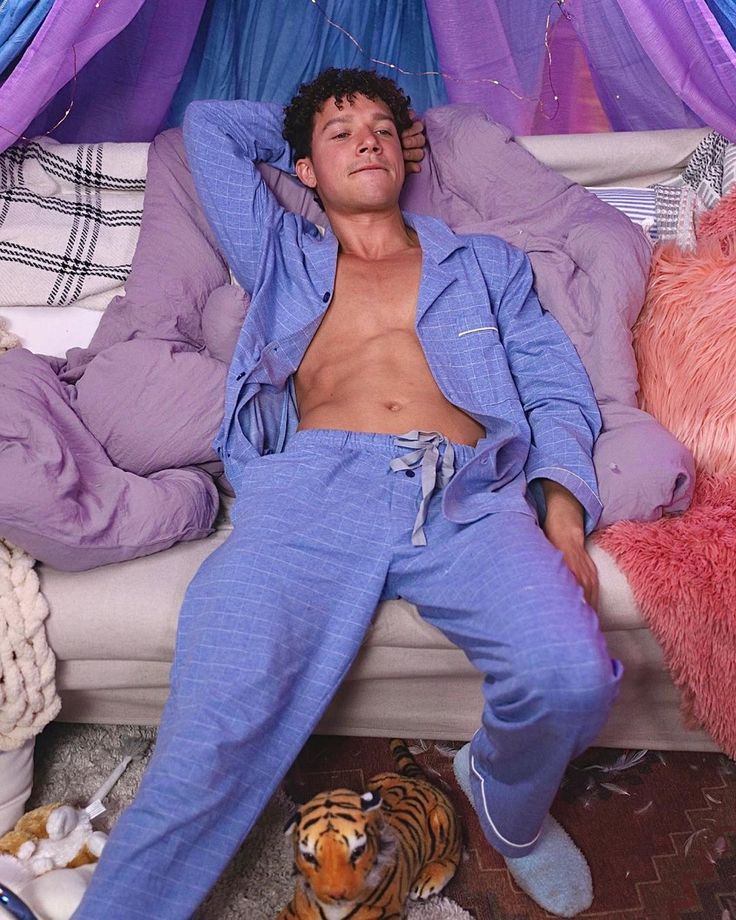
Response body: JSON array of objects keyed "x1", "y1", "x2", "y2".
[{"x1": 277, "y1": 738, "x2": 462, "y2": 919}]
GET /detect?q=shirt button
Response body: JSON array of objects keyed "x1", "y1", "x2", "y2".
[
  {"x1": 322, "y1": 291, "x2": 330, "y2": 303},
  {"x1": 479, "y1": 455, "x2": 489, "y2": 465},
  {"x1": 405, "y1": 470, "x2": 416, "y2": 478},
  {"x1": 235, "y1": 372, "x2": 245, "y2": 380}
]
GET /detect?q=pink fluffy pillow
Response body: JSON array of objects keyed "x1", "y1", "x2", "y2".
[{"x1": 634, "y1": 232, "x2": 736, "y2": 475}]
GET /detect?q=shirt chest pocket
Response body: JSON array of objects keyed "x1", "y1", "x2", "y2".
[{"x1": 451, "y1": 325, "x2": 519, "y2": 408}]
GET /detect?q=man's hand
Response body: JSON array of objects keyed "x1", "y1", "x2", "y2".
[
  {"x1": 540, "y1": 479, "x2": 599, "y2": 611},
  {"x1": 401, "y1": 111, "x2": 426, "y2": 174}
]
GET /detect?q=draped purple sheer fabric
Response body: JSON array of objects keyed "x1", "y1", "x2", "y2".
[
  {"x1": 426, "y1": 0, "x2": 736, "y2": 138},
  {"x1": 424, "y1": 0, "x2": 554, "y2": 134},
  {"x1": 615, "y1": 0, "x2": 736, "y2": 140},
  {"x1": 0, "y1": 0, "x2": 205, "y2": 153}
]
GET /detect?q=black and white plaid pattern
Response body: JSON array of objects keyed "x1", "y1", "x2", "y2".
[
  {"x1": 0, "y1": 137, "x2": 147, "y2": 309},
  {"x1": 681, "y1": 130, "x2": 729, "y2": 208}
]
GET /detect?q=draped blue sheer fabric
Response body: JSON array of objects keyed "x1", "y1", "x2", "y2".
[
  {"x1": 567, "y1": 0, "x2": 704, "y2": 132},
  {"x1": 704, "y1": 0, "x2": 736, "y2": 50},
  {"x1": 0, "y1": 0, "x2": 54, "y2": 76},
  {"x1": 166, "y1": 0, "x2": 447, "y2": 128}
]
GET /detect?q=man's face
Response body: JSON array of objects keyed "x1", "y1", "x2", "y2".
[{"x1": 295, "y1": 94, "x2": 405, "y2": 214}]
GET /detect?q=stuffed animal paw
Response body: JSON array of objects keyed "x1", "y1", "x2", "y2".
[{"x1": 0, "y1": 803, "x2": 107, "y2": 920}]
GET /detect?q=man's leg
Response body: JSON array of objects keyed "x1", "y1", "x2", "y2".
[
  {"x1": 74, "y1": 441, "x2": 393, "y2": 920},
  {"x1": 387, "y1": 502, "x2": 621, "y2": 915}
]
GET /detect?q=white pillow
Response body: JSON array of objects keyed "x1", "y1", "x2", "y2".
[{"x1": 0, "y1": 306, "x2": 103, "y2": 356}]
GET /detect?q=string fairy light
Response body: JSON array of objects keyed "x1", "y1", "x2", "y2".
[
  {"x1": 0, "y1": 0, "x2": 106, "y2": 145},
  {"x1": 308, "y1": 0, "x2": 571, "y2": 119}
]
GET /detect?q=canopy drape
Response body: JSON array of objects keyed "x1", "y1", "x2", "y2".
[
  {"x1": 0, "y1": 0, "x2": 205, "y2": 153},
  {"x1": 704, "y1": 0, "x2": 736, "y2": 49},
  {"x1": 426, "y1": 0, "x2": 736, "y2": 139},
  {"x1": 1, "y1": 0, "x2": 734, "y2": 150},
  {"x1": 166, "y1": 0, "x2": 447, "y2": 127},
  {"x1": 0, "y1": 0, "x2": 54, "y2": 76},
  {"x1": 615, "y1": 0, "x2": 736, "y2": 140}
]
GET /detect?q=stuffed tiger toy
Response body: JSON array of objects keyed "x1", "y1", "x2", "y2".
[{"x1": 277, "y1": 739, "x2": 462, "y2": 919}]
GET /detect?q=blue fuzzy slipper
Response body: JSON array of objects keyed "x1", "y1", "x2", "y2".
[{"x1": 453, "y1": 743, "x2": 593, "y2": 918}]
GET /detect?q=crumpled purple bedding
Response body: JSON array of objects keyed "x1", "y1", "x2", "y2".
[{"x1": 0, "y1": 107, "x2": 694, "y2": 571}]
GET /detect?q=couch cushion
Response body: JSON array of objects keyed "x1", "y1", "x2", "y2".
[{"x1": 42, "y1": 529, "x2": 644, "y2": 664}]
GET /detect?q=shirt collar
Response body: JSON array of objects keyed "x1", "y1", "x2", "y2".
[{"x1": 308, "y1": 210, "x2": 466, "y2": 267}]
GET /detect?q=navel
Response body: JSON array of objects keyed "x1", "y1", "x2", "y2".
[{"x1": 385, "y1": 401, "x2": 403, "y2": 412}]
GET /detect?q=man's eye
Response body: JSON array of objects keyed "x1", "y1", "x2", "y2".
[
  {"x1": 333, "y1": 132, "x2": 349, "y2": 139},
  {"x1": 377, "y1": 129, "x2": 392, "y2": 136}
]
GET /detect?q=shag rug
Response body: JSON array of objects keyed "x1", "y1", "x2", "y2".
[{"x1": 29, "y1": 722, "x2": 472, "y2": 920}]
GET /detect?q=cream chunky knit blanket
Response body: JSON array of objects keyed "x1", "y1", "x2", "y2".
[{"x1": 0, "y1": 318, "x2": 60, "y2": 750}]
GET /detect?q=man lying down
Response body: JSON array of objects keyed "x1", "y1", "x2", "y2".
[{"x1": 73, "y1": 68, "x2": 622, "y2": 919}]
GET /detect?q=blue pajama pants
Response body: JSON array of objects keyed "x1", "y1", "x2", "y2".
[{"x1": 74, "y1": 429, "x2": 621, "y2": 919}]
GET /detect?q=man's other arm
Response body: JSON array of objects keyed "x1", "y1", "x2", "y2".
[
  {"x1": 493, "y1": 246, "x2": 603, "y2": 606},
  {"x1": 183, "y1": 100, "x2": 291, "y2": 293}
]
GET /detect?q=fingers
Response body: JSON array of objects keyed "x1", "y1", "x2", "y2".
[
  {"x1": 580, "y1": 557, "x2": 599, "y2": 611},
  {"x1": 402, "y1": 122, "x2": 426, "y2": 147},
  {"x1": 401, "y1": 119, "x2": 426, "y2": 174},
  {"x1": 561, "y1": 546, "x2": 599, "y2": 611}
]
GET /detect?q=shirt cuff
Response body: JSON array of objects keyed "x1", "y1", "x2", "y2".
[{"x1": 526, "y1": 467, "x2": 603, "y2": 536}]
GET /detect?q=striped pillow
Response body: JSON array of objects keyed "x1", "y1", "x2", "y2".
[{"x1": 585, "y1": 186, "x2": 657, "y2": 241}]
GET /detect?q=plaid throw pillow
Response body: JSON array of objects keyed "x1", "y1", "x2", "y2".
[{"x1": 0, "y1": 137, "x2": 147, "y2": 309}]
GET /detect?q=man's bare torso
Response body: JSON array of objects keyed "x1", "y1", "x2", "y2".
[{"x1": 294, "y1": 236, "x2": 485, "y2": 447}]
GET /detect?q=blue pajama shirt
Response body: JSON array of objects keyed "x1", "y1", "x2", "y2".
[{"x1": 73, "y1": 101, "x2": 622, "y2": 919}]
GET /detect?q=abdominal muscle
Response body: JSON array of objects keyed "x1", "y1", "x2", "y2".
[{"x1": 294, "y1": 327, "x2": 485, "y2": 447}]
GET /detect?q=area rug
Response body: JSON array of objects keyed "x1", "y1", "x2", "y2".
[
  {"x1": 28, "y1": 723, "x2": 472, "y2": 919},
  {"x1": 29, "y1": 724, "x2": 736, "y2": 919},
  {"x1": 289, "y1": 736, "x2": 736, "y2": 920}
]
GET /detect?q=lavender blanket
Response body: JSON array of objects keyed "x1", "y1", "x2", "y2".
[{"x1": 0, "y1": 107, "x2": 694, "y2": 570}]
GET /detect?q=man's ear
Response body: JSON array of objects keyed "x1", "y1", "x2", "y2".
[{"x1": 295, "y1": 157, "x2": 317, "y2": 189}]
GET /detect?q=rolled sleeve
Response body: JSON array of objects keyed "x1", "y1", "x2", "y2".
[
  {"x1": 493, "y1": 246, "x2": 603, "y2": 534},
  {"x1": 526, "y1": 468, "x2": 603, "y2": 535}
]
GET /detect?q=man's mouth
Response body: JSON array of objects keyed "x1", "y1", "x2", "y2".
[{"x1": 352, "y1": 164, "x2": 385, "y2": 174}]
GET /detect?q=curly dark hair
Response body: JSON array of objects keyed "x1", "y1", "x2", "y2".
[{"x1": 283, "y1": 67, "x2": 412, "y2": 163}]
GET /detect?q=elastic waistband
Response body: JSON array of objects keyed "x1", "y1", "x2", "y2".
[{"x1": 287, "y1": 428, "x2": 478, "y2": 465}]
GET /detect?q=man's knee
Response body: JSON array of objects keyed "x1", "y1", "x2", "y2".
[{"x1": 491, "y1": 637, "x2": 621, "y2": 727}]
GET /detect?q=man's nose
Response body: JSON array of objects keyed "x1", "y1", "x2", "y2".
[{"x1": 357, "y1": 132, "x2": 382, "y2": 154}]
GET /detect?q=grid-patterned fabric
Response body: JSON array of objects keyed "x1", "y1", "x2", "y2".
[
  {"x1": 181, "y1": 99, "x2": 603, "y2": 534},
  {"x1": 74, "y1": 430, "x2": 621, "y2": 918},
  {"x1": 0, "y1": 137, "x2": 147, "y2": 310},
  {"x1": 585, "y1": 186, "x2": 657, "y2": 241}
]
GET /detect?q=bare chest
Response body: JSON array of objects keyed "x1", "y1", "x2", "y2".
[{"x1": 306, "y1": 249, "x2": 423, "y2": 357}]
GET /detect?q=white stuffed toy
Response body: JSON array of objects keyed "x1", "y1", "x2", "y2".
[{"x1": 0, "y1": 803, "x2": 107, "y2": 920}]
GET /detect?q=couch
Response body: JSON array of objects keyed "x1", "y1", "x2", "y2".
[{"x1": 0, "y1": 123, "x2": 718, "y2": 838}]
